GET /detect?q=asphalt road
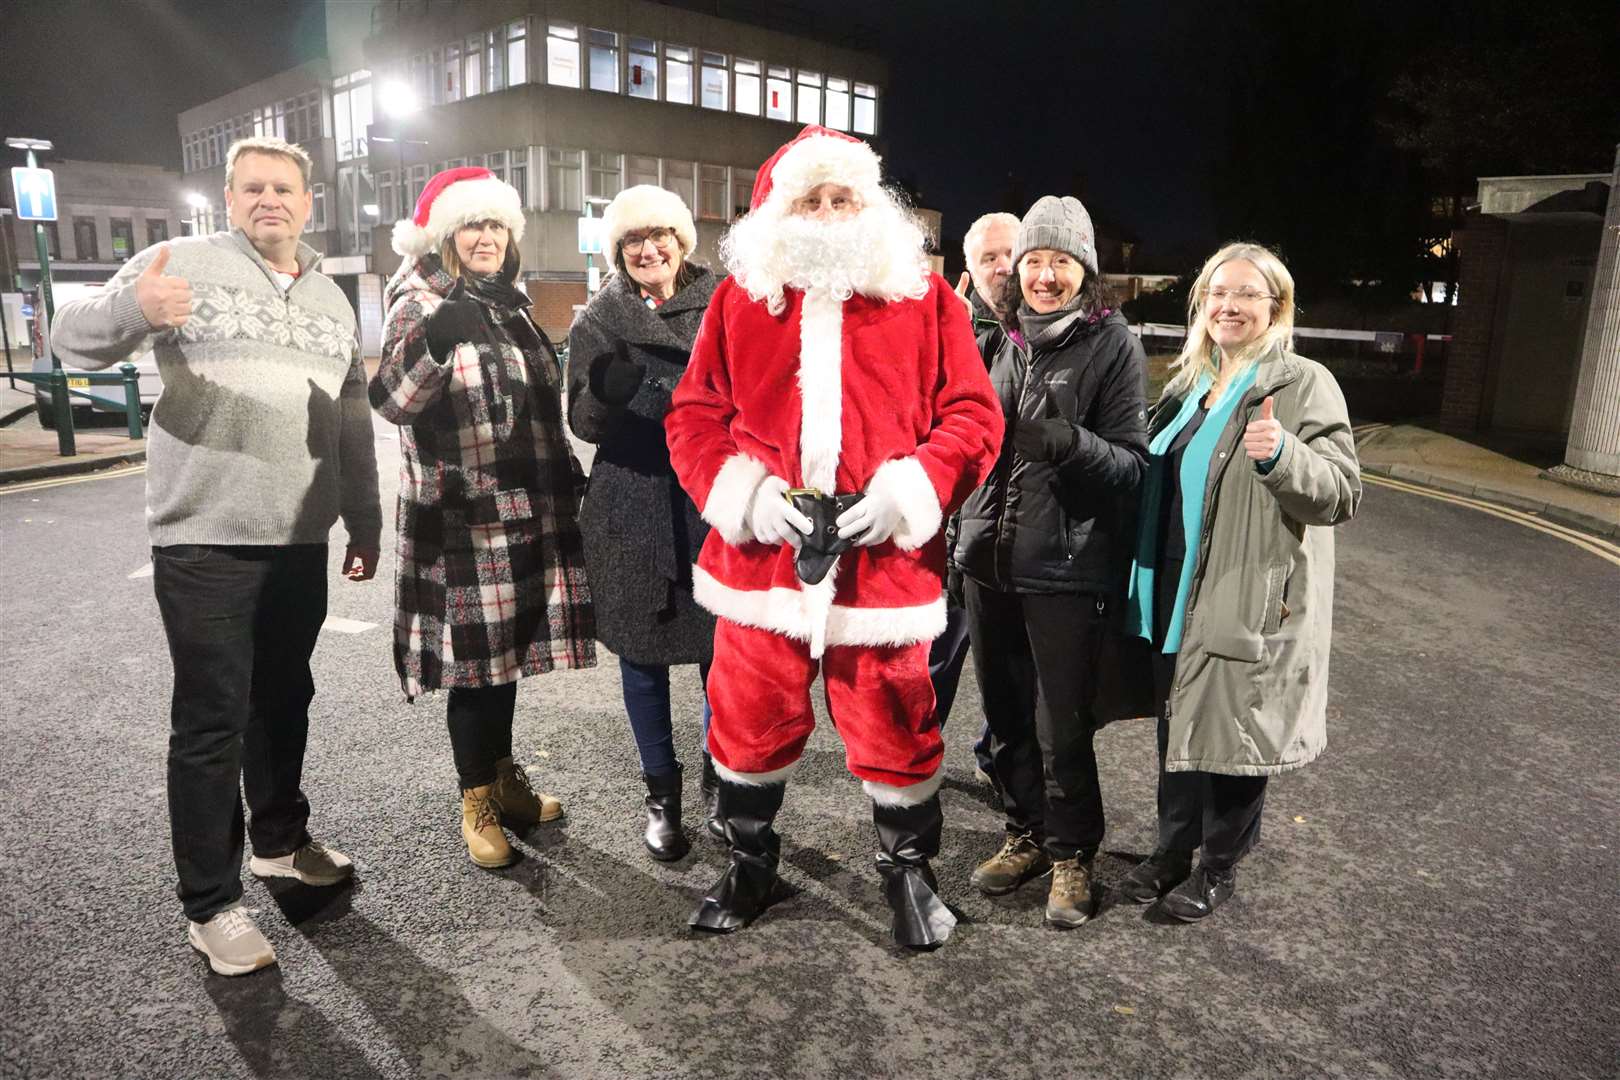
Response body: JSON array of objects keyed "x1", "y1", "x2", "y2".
[{"x1": 0, "y1": 426, "x2": 1615, "y2": 1080}]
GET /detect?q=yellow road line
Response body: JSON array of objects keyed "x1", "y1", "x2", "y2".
[
  {"x1": 1364, "y1": 473, "x2": 1620, "y2": 567},
  {"x1": 0, "y1": 463, "x2": 147, "y2": 496}
]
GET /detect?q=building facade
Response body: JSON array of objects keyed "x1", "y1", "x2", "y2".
[
  {"x1": 174, "y1": 0, "x2": 889, "y2": 345},
  {"x1": 2, "y1": 160, "x2": 187, "y2": 290}
]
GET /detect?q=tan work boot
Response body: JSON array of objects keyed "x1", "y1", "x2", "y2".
[
  {"x1": 1045, "y1": 857, "x2": 1096, "y2": 929},
  {"x1": 461, "y1": 784, "x2": 517, "y2": 868},
  {"x1": 970, "y1": 831, "x2": 1052, "y2": 896},
  {"x1": 493, "y1": 757, "x2": 563, "y2": 829}
]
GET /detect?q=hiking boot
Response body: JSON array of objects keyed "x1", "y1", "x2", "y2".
[
  {"x1": 461, "y1": 784, "x2": 518, "y2": 869},
  {"x1": 1044, "y1": 857, "x2": 1096, "y2": 929},
  {"x1": 188, "y1": 903, "x2": 276, "y2": 976},
  {"x1": 1116, "y1": 849, "x2": 1193, "y2": 904},
  {"x1": 249, "y1": 839, "x2": 353, "y2": 887},
  {"x1": 970, "y1": 832, "x2": 1051, "y2": 896},
  {"x1": 493, "y1": 756, "x2": 563, "y2": 829},
  {"x1": 1161, "y1": 865, "x2": 1236, "y2": 922}
]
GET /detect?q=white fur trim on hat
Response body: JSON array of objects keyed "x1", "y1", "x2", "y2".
[
  {"x1": 392, "y1": 175, "x2": 525, "y2": 258},
  {"x1": 764, "y1": 134, "x2": 884, "y2": 212},
  {"x1": 602, "y1": 184, "x2": 697, "y2": 258}
]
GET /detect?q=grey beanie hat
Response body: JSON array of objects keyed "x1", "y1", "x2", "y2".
[{"x1": 1014, "y1": 195, "x2": 1097, "y2": 275}]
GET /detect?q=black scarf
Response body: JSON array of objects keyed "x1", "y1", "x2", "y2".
[{"x1": 461, "y1": 268, "x2": 531, "y2": 314}]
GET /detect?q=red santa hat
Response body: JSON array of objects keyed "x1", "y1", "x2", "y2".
[
  {"x1": 391, "y1": 166, "x2": 526, "y2": 258},
  {"x1": 601, "y1": 184, "x2": 698, "y2": 259},
  {"x1": 747, "y1": 125, "x2": 886, "y2": 215}
]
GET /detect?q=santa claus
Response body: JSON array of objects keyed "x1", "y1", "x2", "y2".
[{"x1": 666, "y1": 125, "x2": 1003, "y2": 949}]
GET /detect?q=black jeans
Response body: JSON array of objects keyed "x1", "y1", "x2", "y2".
[
  {"x1": 929, "y1": 601, "x2": 997, "y2": 784},
  {"x1": 964, "y1": 579, "x2": 1107, "y2": 861},
  {"x1": 1151, "y1": 652, "x2": 1268, "y2": 871},
  {"x1": 446, "y1": 682, "x2": 518, "y2": 789},
  {"x1": 153, "y1": 543, "x2": 327, "y2": 923}
]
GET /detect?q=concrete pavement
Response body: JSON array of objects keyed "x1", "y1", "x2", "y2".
[{"x1": 0, "y1": 381, "x2": 147, "y2": 483}]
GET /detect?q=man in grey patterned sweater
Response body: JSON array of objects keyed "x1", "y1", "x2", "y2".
[{"x1": 52, "y1": 136, "x2": 381, "y2": 977}]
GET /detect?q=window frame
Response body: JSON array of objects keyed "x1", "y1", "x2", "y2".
[
  {"x1": 547, "y1": 21, "x2": 581, "y2": 88},
  {"x1": 664, "y1": 44, "x2": 693, "y2": 105},
  {"x1": 627, "y1": 37, "x2": 658, "y2": 100}
]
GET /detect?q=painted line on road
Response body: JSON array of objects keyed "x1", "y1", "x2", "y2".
[
  {"x1": 1364, "y1": 474, "x2": 1620, "y2": 568},
  {"x1": 321, "y1": 616, "x2": 377, "y2": 634},
  {"x1": 0, "y1": 463, "x2": 147, "y2": 495}
]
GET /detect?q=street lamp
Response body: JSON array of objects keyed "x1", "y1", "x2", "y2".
[
  {"x1": 185, "y1": 190, "x2": 211, "y2": 235},
  {"x1": 378, "y1": 81, "x2": 419, "y2": 119}
]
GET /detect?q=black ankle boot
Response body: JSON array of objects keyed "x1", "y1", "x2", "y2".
[
  {"x1": 1116, "y1": 849, "x2": 1193, "y2": 904},
  {"x1": 872, "y1": 794, "x2": 957, "y2": 950},
  {"x1": 689, "y1": 779, "x2": 791, "y2": 933},
  {"x1": 699, "y1": 752, "x2": 724, "y2": 842},
  {"x1": 642, "y1": 765, "x2": 689, "y2": 862},
  {"x1": 1161, "y1": 864, "x2": 1236, "y2": 921}
]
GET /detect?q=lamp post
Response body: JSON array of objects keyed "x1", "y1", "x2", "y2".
[
  {"x1": 7, "y1": 136, "x2": 56, "y2": 329},
  {"x1": 0, "y1": 207, "x2": 14, "y2": 386}
]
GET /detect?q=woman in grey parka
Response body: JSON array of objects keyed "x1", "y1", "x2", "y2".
[
  {"x1": 567, "y1": 185, "x2": 722, "y2": 863},
  {"x1": 1122, "y1": 242, "x2": 1360, "y2": 920}
]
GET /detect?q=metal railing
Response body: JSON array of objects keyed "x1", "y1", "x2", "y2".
[{"x1": 7, "y1": 362, "x2": 144, "y2": 456}]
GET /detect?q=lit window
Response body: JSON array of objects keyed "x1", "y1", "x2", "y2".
[
  {"x1": 588, "y1": 29, "x2": 619, "y2": 93},
  {"x1": 628, "y1": 37, "x2": 658, "y2": 100},
  {"x1": 146, "y1": 219, "x2": 169, "y2": 246},
  {"x1": 732, "y1": 168, "x2": 756, "y2": 218},
  {"x1": 766, "y1": 65, "x2": 792, "y2": 121},
  {"x1": 698, "y1": 165, "x2": 728, "y2": 221},
  {"x1": 507, "y1": 20, "x2": 528, "y2": 85},
  {"x1": 853, "y1": 82, "x2": 877, "y2": 134},
  {"x1": 465, "y1": 33, "x2": 484, "y2": 96},
  {"x1": 588, "y1": 151, "x2": 623, "y2": 201},
  {"x1": 665, "y1": 45, "x2": 693, "y2": 105},
  {"x1": 796, "y1": 70, "x2": 822, "y2": 125},
  {"x1": 547, "y1": 148, "x2": 582, "y2": 211},
  {"x1": 510, "y1": 148, "x2": 529, "y2": 207},
  {"x1": 309, "y1": 183, "x2": 328, "y2": 233},
  {"x1": 377, "y1": 169, "x2": 397, "y2": 222},
  {"x1": 663, "y1": 159, "x2": 695, "y2": 210},
  {"x1": 426, "y1": 49, "x2": 444, "y2": 104},
  {"x1": 485, "y1": 28, "x2": 504, "y2": 91},
  {"x1": 485, "y1": 150, "x2": 508, "y2": 184},
  {"x1": 110, "y1": 219, "x2": 135, "y2": 261},
  {"x1": 701, "y1": 52, "x2": 729, "y2": 110},
  {"x1": 444, "y1": 42, "x2": 462, "y2": 102},
  {"x1": 734, "y1": 58, "x2": 761, "y2": 115},
  {"x1": 628, "y1": 154, "x2": 660, "y2": 189},
  {"x1": 824, "y1": 77, "x2": 851, "y2": 131},
  {"x1": 548, "y1": 22, "x2": 581, "y2": 88},
  {"x1": 407, "y1": 165, "x2": 429, "y2": 213}
]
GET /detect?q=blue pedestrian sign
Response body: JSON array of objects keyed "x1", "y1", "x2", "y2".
[{"x1": 11, "y1": 166, "x2": 58, "y2": 221}]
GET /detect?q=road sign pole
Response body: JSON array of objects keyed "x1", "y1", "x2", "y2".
[{"x1": 21, "y1": 148, "x2": 57, "y2": 356}]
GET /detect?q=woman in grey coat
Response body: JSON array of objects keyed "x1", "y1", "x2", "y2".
[
  {"x1": 567, "y1": 185, "x2": 722, "y2": 862},
  {"x1": 1122, "y1": 242, "x2": 1361, "y2": 920}
]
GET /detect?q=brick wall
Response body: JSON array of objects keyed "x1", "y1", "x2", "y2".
[
  {"x1": 1439, "y1": 213, "x2": 1510, "y2": 433},
  {"x1": 525, "y1": 280, "x2": 588, "y2": 344}
]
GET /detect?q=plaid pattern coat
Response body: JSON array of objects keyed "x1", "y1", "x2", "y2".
[{"x1": 371, "y1": 255, "x2": 595, "y2": 698}]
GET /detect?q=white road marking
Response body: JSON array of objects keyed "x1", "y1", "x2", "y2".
[
  {"x1": 0, "y1": 463, "x2": 147, "y2": 495},
  {"x1": 1364, "y1": 474, "x2": 1620, "y2": 568},
  {"x1": 321, "y1": 616, "x2": 377, "y2": 634},
  {"x1": 128, "y1": 563, "x2": 153, "y2": 579}
]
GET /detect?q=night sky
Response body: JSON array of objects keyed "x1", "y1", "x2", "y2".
[{"x1": 3, "y1": 0, "x2": 1616, "y2": 284}]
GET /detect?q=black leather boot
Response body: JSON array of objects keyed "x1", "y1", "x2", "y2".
[
  {"x1": 1161, "y1": 864, "x2": 1236, "y2": 921},
  {"x1": 872, "y1": 795, "x2": 957, "y2": 950},
  {"x1": 642, "y1": 765, "x2": 689, "y2": 862},
  {"x1": 689, "y1": 779, "x2": 791, "y2": 933},
  {"x1": 1116, "y1": 849, "x2": 1193, "y2": 904},
  {"x1": 699, "y1": 752, "x2": 724, "y2": 842}
]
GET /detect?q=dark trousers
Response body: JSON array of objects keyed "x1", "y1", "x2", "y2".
[
  {"x1": 619, "y1": 657, "x2": 712, "y2": 776},
  {"x1": 153, "y1": 543, "x2": 327, "y2": 923},
  {"x1": 929, "y1": 601, "x2": 997, "y2": 783},
  {"x1": 964, "y1": 579, "x2": 1107, "y2": 861},
  {"x1": 1150, "y1": 652, "x2": 1268, "y2": 871},
  {"x1": 446, "y1": 682, "x2": 518, "y2": 789}
]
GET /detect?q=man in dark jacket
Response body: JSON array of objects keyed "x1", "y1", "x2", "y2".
[
  {"x1": 952, "y1": 195, "x2": 1148, "y2": 930},
  {"x1": 937, "y1": 212, "x2": 1019, "y2": 793}
]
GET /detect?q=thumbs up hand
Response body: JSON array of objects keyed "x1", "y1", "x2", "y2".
[
  {"x1": 1243, "y1": 395, "x2": 1284, "y2": 462},
  {"x1": 135, "y1": 245, "x2": 193, "y2": 329},
  {"x1": 424, "y1": 278, "x2": 487, "y2": 363},
  {"x1": 954, "y1": 270, "x2": 975, "y2": 316}
]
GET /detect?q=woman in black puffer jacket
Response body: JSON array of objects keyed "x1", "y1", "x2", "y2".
[{"x1": 952, "y1": 195, "x2": 1148, "y2": 929}]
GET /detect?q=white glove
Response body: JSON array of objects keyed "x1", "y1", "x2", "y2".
[
  {"x1": 748, "y1": 475, "x2": 812, "y2": 549},
  {"x1": 836, "y1": 487, "x2": 902, "y2": 547}
]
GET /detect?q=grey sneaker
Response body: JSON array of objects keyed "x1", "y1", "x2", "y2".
[
  {"x1": 188, "y1": 904, "x2": 276, "y2": 976},
  {"x1": 249, "y1": 839, "x2": 353, "y2": 886}
]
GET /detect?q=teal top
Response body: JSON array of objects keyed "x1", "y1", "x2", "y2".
[{"x1": 1126, "y1": 363, "x2": 1261, "y2": 653}]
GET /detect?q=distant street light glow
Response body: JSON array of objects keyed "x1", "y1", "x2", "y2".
[
  {"x1": 185, "y1": 191, "x2": 209, "y2": 209},
  {"x1": 380, "y1": 81, "x2": 419, "y2": 118}
]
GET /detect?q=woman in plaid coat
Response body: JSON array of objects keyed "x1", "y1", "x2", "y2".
[{"x1": 372, "y1": 167, "x2": 595, "y2": 869}]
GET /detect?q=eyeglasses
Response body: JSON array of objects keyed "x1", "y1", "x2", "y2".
[
  {"x1": 621, "y1": 227, "x2": 677, "y2": 254},
  {"x1": 1203, "y1": 287, "x2": 1275, "y2": 305}
]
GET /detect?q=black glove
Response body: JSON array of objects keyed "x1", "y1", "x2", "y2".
[
  {"x1": 424, "y1": 279, "x2": 487, "y2": 363},
  {"x1": 588, "y1": 340, "x2": 647, "y2": 407},
  {"x1": 1012, "y1": 388, "x2": 1077, "y2": 462}
]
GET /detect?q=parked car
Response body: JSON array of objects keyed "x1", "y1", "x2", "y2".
[{"x1": 30, "y1": 282, "x2": 160, "y2": 429}]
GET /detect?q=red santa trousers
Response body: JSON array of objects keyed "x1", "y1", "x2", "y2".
[{"x1": 705, "y1": 617, "x2": 944, "y2": 796}]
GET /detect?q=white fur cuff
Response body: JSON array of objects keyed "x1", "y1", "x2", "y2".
[
  {"x1": 701, "y1": 453, "x2": 770, "y2": 545},
  {"x1": 863, "y1": 770, "x2": 944, "y2": 806},
  {"x1": 713, "y1": 757, "x2": 800, "y2": 786},
  {"x1": 867, "y1": 456, "x2": 943, "y2": 551}
]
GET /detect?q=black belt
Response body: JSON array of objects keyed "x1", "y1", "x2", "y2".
[{"x1": 786, "y1": 487, "x2": 865, "y2": 585}]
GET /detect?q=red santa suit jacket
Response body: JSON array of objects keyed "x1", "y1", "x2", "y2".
[{"x1": 666, "y1": 272, "x2": 1003, "y2": 658}]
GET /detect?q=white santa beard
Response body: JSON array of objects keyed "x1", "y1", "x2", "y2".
[{"x1": 723, "y1": 202, "x2": 930, "y2": 314}]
